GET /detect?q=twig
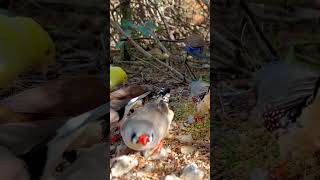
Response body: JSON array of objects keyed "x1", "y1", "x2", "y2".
[
  {"x1": 132, "y1": 55, "x2": 187, "y2": 84},
  {"x1": 296, "y1": 53, "x2": 320, "y2": 65},
  {"x1": 130, "y1": 23, "x2": 171, "y2": 56},
  {"x1": 214, "y1": 30, "x2": 237, "y2": 52},
  {"x1": 100, "y1": 33, "x2": 108, "y2": 62},
  {"x1": 195, "y1": 0, "x2": 209, "y2": 13},
  {"x1": 184, "y1": 59, "x2": 197, "y2": 80},
  {"x1": 119, "y1": 37, "x2": 185, "y2": 42},
  {"x1": 212, "y1": 53, "x2": 253, "y2": 76},
  {"x1": 218, "y1": 95, "x2": 230, "y2": 120},
  {"x1": 215, "y1": 90, "x2": 252, "y2": 97},
  {"x1": 215, "y1": 28, "x2": 259, "y2": 69},
  {"x1": 249, "y1": 3, "x2": 320, "y2": 22},
  {"x1": 116, "y1": 60, "x2": 142, "y2": 65},
  {"x1": 148, "y1": 0, "x2": 173, "y2": 40},
  {"x1": 239, "y1": 0, "x2": 279, "y2": 61},
  {"x1": 110, "y1": 19, "x2": 190, "y2": 82}
]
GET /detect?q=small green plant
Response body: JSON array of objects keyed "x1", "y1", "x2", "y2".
[
  {"x1": 116, "y1": 19, "x2": 159, "y2": 49},
  {"x1": 174, "y1": 99, "x2": 210, "y2": 141}
]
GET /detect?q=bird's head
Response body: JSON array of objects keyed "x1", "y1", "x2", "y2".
[
  {"x1": 185, "y1": 33, "x2": 205, "y2": 48},
  {"x1": 130, "y1": 127, "x2": 155, "y2": 146},
  {"x1": 121, "y1": 120, "x2": 158, "y2": 151}
]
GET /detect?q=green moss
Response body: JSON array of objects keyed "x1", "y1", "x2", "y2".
[
  {"x1": 173, "y1": 100, "x2": 197, "y2": 121},
  {"x1": 187, "y1": 115, "x2": 210, "y2": 140},
  {"x1": 173, "y1": 99, "x2": 210, "y2": 141}
]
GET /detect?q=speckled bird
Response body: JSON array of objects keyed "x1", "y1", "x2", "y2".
[
  {"x1": 254, "y1": 62, "x2": 320, "y2": 133},
  {"x1": 253, "y1": 61, "x2": 320, "y2": 179}
]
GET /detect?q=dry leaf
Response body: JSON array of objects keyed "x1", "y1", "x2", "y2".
[
  {"x1": 0, "y1": 76, "x2": 106, "y2": 118},
  {"x1": 110, "y1": 85, "x2": 146, "y2": 101},
  {"x1": 0, "y1": 105, "x2": 32, "y2": 124}
]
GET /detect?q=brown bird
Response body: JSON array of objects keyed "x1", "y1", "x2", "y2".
[
  {"x1": 185, "y1": 33, "x2": 205, "y2": 48},
  {"x1": 253, "y1": 62, "x2": 320, "y2": 179},
  {"x1": 185, "y1": 33, "x2": 209, "y2": 62}
]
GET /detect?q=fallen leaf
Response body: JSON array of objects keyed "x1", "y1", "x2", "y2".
[
  {"x1": 0, "y1": 76, "x2": 106, "y2": 119},
  {"x1": 110, "y1": 85, "x2": 146, "y2": 101},
  {"x1": 0, "y1": 106, "x2": 32, "y2": 124}
]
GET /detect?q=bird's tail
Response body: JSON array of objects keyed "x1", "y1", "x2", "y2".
[
  {"x1": 159, "y1": 87, "x2": 171, "y2": 104},
  {"x1": 157, "y1": 87, "x2": 171, "y2": 115},
  {"x1": 151, "y1": 87, "x2": 171, "y2": 105}
]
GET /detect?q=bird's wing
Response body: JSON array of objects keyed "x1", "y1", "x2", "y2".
[{"x1": 255, "y1": 62, "x2": 320, "y2": 113}]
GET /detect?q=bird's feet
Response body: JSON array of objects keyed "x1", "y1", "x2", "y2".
[
  {"x1": 151, "y1": 140, "x2": 164, "y2": 156},
  {"x1": 194, "y1": 112, "x2": 204, "y2": 122},
  {"x1": 110, "y1": 127, "x2": 122, "y2": 143},
  {"x1": 269, "y1": 160, "x2": 288, "y2": 180}
]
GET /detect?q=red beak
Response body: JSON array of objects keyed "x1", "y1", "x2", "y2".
[{"x1": 138, "y1": 134, "x2": 150, "y2": 145}]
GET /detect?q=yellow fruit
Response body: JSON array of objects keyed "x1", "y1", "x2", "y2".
[
  {"x1": 0, "y1": 14, "x2": 55, "y2": 88},
  {"x1": 110, "y1": 66, "x2": 127, "y2": 90}
]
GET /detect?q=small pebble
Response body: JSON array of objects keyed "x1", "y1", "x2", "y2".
[
  {"x1": 171, "y1": 121, "x2": 178, "y2": 128},
  {"x1": 250, "y1": 168, "x2": 268, "y2": 180},
  {"x1": 110, "y1": 155, "x2": 138, "y2": 177},
  {"x1": 116, "y1": 143, "x2": 129, "y2": 156},
  {"x1": 110, "y1": 145, "x2": 116, "y2": 151},
  {"x1": 178, "y1": 122, "x2": 186, "y2": 129},
  {"x1": 186, "y1": 115, "x2": 194, "y2": 124},
  {"x1": 147, "y1": 148, "x2": 170, "y2": 160},
  {"x1": 135, "y1": 171, "x2": 150, "y2": 178},
  {"x1": 164, "y1": 163, "x2": 175, "y2": 171},
  {"x1": 176, "y1": 134, "x2": 193, "y2": 143},
  {"x1": 180, "y1": 163, "x2": 204, "y2": 180},
  {"x1": 143, "y1": 164, "x2": 155, "y2": 172},
  {"x1": 180, "y1": 146, "x2": 196, "y2": 155},
  {"x1": 165, "y1": 174, "x2": 183, "y2": 180}
]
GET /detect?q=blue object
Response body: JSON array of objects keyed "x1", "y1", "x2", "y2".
[
  {"x1": 185, "y1": 46, "x2": 203, "y2": 54},
  {"x1": 186, "y1": 115, "x2": 194, "y2": 124},
  {"x1": 185, "y1": 46, "x2": 209, "y2": 61}
]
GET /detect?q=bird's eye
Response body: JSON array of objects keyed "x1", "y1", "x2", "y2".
[
  {"x1": 45, "y1": 48, "x2": 51, "y2": 56},
  {"x1": 131, "y1": 133, "x2": 137, "y2": 142}
]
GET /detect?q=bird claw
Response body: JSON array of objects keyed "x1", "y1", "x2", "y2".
[
  {"x1": 274, "y1": 169, "x2": 284, "y2": 180},
  {"x1": 152, "y1": 141, "x2": 164, "y2": 155},
  {"x1": 110, "y1": 127, "x2": 122, "y2": 143},
  {"x1": 194, "y1": 112, "x2": 204, "y2": 122},
  {"x1": 269, "y1": 160, "x2": 288, "y2": 180}
]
